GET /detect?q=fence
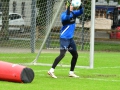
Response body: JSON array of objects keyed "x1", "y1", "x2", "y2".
[{"x1": 0, "y1": 0, "x2": 120, "y2": 54}]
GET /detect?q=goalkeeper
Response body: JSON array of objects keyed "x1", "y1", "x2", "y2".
[{"x1": 48, "y1": 0, "x2": 83, "y2": 78}]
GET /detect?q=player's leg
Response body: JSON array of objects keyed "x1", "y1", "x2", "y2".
[
  {"x1": 48, "y1": 50, "x2": 66, "y2": 78},
  {"x1": 48, "y1": 38, "x2": 69, "y2": 78},
  {"x1": 69, "y1": 50, "x2": 78, "y2": 71},
  {"x1": 48, "y1": 49, "x2": 66, "y2": 78},
  {"x1": 68, "y1": 38, "x2": 79, "y2": 77},
  {"x1": 52, "y1": 49, "x2": 66, "y2": 69}
]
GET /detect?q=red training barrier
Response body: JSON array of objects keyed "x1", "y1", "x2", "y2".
[{"x1": 0, "y1": 61, "x2": 34, "y2": 83}]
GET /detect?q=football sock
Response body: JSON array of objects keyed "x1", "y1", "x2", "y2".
[
  {"x1": 69, "y1": 71, "x2": 74, "y2": 74},
  {"x1": 50, "y1": 68, "x2": 54, "y2": 72}
]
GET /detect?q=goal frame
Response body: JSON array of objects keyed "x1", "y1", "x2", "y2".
[{"x1": 30, "y1": 0, "x2": 95, "y2": 69}]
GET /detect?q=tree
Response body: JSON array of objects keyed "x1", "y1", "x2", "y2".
[
  {"x1": 0, "y1": 0, "x2": 10, "y2": 40},
  {"x1": 36, "y1": 0, "x2": 55, "y2": 27},
  {"x1": 79, "y1": 0, "x2": 91, "y2": 21}
]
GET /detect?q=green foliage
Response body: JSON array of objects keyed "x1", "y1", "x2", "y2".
[
  {"x1": 36, "y1": 0, "x2": 55, "y2": 26},
  {"x1": 78, "y1": 0, "x2": 91, "y2": 21},
  {"x1": 36, "y1": 0, "x2": 47, "y2": 26},
  {"x1": 84, "y1": 0, "x2": 91, "y2": 21},
  {"x1": 1, "y1": 0, "x2": 10, "y2": 2},
  {"x1": 1, "y1": 39, "x2": 120, "y2": 51}
]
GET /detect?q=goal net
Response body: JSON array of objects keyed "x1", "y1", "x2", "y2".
[
  {"x1": 0, "y1": 0, "x2": 95, "y2": 69},
  {"x1": 32, "y1": 0, "x2": 95, "y2": 68}
]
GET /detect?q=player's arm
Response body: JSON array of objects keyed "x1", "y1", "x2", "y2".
[
  {"x1": 73, "y1": 3, "x2": 83, "y2": 17},
  {"x1": 61, "y1": 1, "x2": 71, "y2": 21}
]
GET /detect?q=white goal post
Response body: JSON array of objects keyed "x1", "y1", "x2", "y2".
[{"x1": 90, "y1": 0, "x2": 95, "y2": 68}]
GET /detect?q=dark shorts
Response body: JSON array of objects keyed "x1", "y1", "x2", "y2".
[{"x1": 60, "y1": 38, "x2": 77, "y2": 51}]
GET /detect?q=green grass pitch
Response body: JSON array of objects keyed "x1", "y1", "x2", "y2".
[{"x1": 0, "y1": 52, "x2": 120, "y2": 90}]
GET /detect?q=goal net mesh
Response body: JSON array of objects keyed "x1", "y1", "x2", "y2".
[
  {"x1": 0, "y1": 0, "x2": 94, "y2": 68},
  {"x1": 33, "y1": 0, "x2": 93, "y2": 68}
]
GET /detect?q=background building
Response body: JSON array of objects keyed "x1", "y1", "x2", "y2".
[
  {"x1": 96, "y1": 0, "x2": 118, "y2": 6},
  {"x1": 96, "y1": 0, "x2": 119, "y2": 19}
]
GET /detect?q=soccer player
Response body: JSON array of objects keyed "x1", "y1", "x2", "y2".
[{"x1": 48, "y1": 0, "x2": 83, "y2": 78}]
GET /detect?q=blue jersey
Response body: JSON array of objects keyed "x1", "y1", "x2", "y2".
[{"x1": 60, "y1": 8, "x2": 83, "y2": 39}]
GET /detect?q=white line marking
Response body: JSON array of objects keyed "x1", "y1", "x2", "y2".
[{"x1": 0, "y1": 56, "x2": 86, "y2": 58}]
